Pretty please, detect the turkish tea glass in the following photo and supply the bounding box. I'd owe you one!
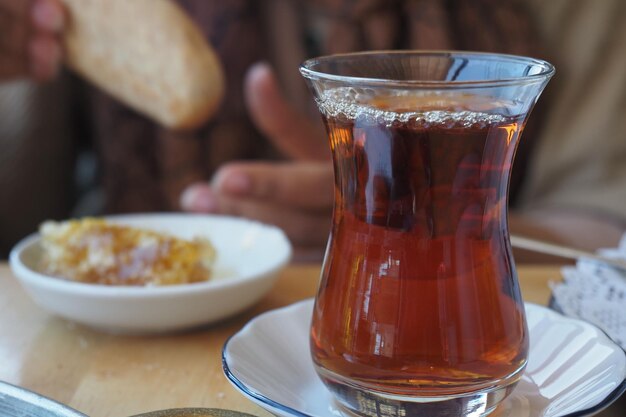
[300,51,554,417]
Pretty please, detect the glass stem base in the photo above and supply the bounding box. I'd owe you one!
[316,367,522,417]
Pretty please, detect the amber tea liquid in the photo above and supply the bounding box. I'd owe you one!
[311,89,528,406]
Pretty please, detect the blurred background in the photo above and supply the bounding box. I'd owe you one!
[0,0,624,261]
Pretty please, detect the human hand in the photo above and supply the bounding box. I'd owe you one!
[0,0,64,82]
[180,62,334,258]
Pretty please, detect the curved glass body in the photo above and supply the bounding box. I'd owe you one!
[301,51,553,417]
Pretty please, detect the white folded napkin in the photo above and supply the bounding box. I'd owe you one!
[550,235,626,350]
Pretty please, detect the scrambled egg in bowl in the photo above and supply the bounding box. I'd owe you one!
[39,218,215,286]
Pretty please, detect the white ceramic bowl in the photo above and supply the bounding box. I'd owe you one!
[9,213,292,333]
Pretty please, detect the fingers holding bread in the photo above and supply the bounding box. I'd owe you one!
[61,0,224,130]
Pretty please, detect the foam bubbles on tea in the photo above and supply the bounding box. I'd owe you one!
[316,87,510,128]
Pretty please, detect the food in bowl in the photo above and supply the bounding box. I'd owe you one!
[39,218,215,286]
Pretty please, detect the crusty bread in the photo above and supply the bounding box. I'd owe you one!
[61,0,224,130]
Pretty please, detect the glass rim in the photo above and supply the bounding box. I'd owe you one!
[300,50,555,89]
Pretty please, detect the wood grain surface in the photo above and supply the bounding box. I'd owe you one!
[0,263,603,417]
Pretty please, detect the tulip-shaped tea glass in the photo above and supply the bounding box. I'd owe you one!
[300,51,553,417]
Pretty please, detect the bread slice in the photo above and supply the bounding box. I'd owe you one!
[62,0,224,129]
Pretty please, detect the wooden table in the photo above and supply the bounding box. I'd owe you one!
[0,264,591,416]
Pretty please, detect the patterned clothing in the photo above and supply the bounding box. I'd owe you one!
[88,0,541,213]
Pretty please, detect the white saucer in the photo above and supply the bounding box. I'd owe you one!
[223,299,626,417]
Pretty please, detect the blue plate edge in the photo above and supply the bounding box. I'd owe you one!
[222,301,626,417]
[222,333,313,417]
[560,378,625,417]
[548,296,626,416]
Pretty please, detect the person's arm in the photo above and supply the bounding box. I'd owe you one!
[0,0,64,82]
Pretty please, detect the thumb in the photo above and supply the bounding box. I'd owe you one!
[244,62,328,161]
